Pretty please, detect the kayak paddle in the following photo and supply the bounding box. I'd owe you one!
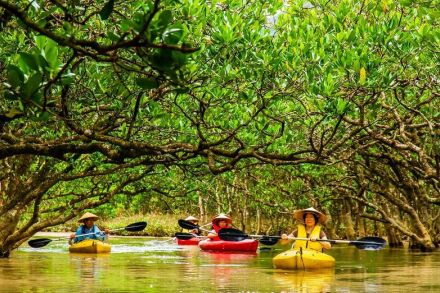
[174,232,207,240]
[178,219,211,233]
[179,221,281,245]
[218,228,387,250]
[28,221,147,248]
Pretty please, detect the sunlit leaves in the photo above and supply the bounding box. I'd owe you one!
[359,67,367,85]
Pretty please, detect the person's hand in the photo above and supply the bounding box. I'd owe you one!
[104,228,110,234]
[69,233,76,239]
[281,233,288,240]
[310,237,317,242]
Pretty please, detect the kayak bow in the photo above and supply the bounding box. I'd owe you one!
[69,239,111,254]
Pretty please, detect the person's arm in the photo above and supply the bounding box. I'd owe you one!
[281,229,297,240]
[69,233,75,245]
[207,229,217,239]
[94,226,108,242]
[191,228,201,235]
[70,227,84,244]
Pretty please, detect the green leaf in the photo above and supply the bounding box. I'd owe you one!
[158,10,172,28]
[136,78,159,90]
[163,27,183,44]
[30,91,42,105]
[35,111,50,121]
[6,65,24,88]
[100,0,115,20]
[34,35,47,51]
[19,53,40,71]
[45,44,59,69]
[36,54,49,70]
[336,99,348,114]
[23,72,42,99]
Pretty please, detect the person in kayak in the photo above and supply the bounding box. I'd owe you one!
[207,213,232,240]
[185,215,202,235]
[69,212,110,244]
[281,207,331,251]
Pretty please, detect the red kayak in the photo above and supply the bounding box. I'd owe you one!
[198,239,259,252]
[177,237,200,245]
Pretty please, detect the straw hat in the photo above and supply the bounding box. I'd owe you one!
[185,216,199,222]
[294,207,328,225]
[78,212,99,223]
[212,213,232,224]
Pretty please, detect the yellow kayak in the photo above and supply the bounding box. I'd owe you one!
[273,249,335,270]
[69,239,111,253]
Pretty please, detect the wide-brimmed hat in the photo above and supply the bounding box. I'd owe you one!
[78,212,99,223]
[294,207,328,224]
[212,213,232,224]
[185,216,199,222]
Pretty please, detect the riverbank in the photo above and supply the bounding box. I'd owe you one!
[41,213,188,237]
[34,231,164,239]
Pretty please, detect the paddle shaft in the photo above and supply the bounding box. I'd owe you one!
[248,234,380,245]
[226,230,383,246]
[29,221,147,248]
[175,232,207,240]
[36,230,106,243]
[286,237,380,246]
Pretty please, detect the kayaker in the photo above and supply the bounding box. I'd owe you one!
[207,213,232,240]
[281,207,331,251]
[185,215,201,235]
[69,212,110,244]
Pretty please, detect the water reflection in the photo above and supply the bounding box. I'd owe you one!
[4,238,440,292]
[198,252,259,292]
[69,253,109,280]
[273,269,335,293]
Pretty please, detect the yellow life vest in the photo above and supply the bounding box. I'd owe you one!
[293,224,323,252]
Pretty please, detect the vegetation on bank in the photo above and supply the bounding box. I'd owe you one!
[43,213,182,237]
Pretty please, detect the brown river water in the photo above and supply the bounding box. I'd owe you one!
[0,237,439,292]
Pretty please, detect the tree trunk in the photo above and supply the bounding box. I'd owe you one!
[386,225,403,248]
[342,200,356,239]
[197,191,205,223]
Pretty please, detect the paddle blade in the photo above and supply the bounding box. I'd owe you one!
[218,228,249,241]
[353,236,386,250]
[125,221,147,232]
[28,238,52,248]
[178,219,198,230]
[259,236,280,246]
[175,232,196,240]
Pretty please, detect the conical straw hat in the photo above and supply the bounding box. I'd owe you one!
[293,207,328,224]
[185,216,199,222]
[212,213,232,224]
[78,212,99,223]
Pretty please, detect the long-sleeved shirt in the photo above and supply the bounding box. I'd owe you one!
[73,225,107,243]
